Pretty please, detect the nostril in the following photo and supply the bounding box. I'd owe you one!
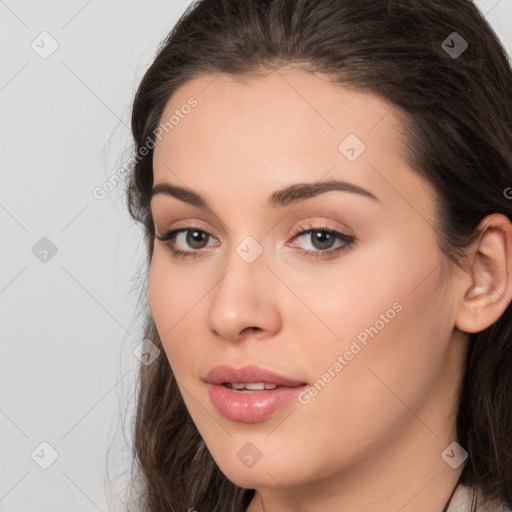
[241,327,262,336]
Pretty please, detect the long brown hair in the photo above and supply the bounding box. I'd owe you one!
[123,1,512,510]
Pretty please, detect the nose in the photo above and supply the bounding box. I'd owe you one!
[206,243,282,342]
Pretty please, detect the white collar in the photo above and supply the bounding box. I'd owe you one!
[447,484,511,512]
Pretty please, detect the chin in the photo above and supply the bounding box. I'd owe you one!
[214,454,309,490]
[225,469,289,489]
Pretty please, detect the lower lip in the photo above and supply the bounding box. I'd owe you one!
[207,383,307,423]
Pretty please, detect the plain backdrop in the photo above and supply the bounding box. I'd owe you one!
[0,1,511,511]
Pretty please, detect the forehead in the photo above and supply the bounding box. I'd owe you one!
[153,67,403,160]
[151,67,434,220]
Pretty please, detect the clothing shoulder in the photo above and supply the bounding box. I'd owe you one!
[448,484,512,512]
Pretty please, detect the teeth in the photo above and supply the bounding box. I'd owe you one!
[229,382,278,390]
[244,383,265,390]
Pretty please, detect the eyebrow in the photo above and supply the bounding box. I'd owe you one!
[151,178,380,211]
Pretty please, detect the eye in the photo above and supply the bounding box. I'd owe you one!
[155,227,218,259]
[288,222,356,259]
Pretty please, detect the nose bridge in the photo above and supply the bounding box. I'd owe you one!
[219,232,268,287]
[206,234,280,340]
[213,233,268,313]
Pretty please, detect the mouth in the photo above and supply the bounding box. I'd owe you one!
[204,365,308,423]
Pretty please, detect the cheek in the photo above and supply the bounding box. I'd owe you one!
[277,233,438,360]
[298,231,445,373]
[148,255,176,335]
[148,249,209,330]
[148,251,231,386]
[303,240,450,417]
[148,254,204,368]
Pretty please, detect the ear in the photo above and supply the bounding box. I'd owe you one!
[456,213,512,334]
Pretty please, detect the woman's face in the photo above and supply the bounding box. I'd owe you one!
[149,68,468,493]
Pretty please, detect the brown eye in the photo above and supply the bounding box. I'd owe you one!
[186,230,210,249]
[155,227,219,259]
[289,225,356,260]
[310,231,337,250]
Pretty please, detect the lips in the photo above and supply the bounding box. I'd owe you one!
[204,364,308,423]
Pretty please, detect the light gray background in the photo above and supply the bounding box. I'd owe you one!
[0,1,511,511]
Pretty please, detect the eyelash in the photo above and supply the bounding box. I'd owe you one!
[155,222,356,261]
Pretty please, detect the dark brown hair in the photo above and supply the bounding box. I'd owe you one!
[123,1,512,510]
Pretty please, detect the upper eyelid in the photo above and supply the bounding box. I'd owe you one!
[156,216,351,235]
[157,224,348,239]
[291,220,351,235]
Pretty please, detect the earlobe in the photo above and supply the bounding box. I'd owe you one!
[455,214,512,334]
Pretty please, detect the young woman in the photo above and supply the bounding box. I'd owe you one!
[123,0,512,510]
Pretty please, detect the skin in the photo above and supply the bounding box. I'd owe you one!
[148,66,512,512]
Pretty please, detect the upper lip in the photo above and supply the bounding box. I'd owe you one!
[204,364,307,387]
